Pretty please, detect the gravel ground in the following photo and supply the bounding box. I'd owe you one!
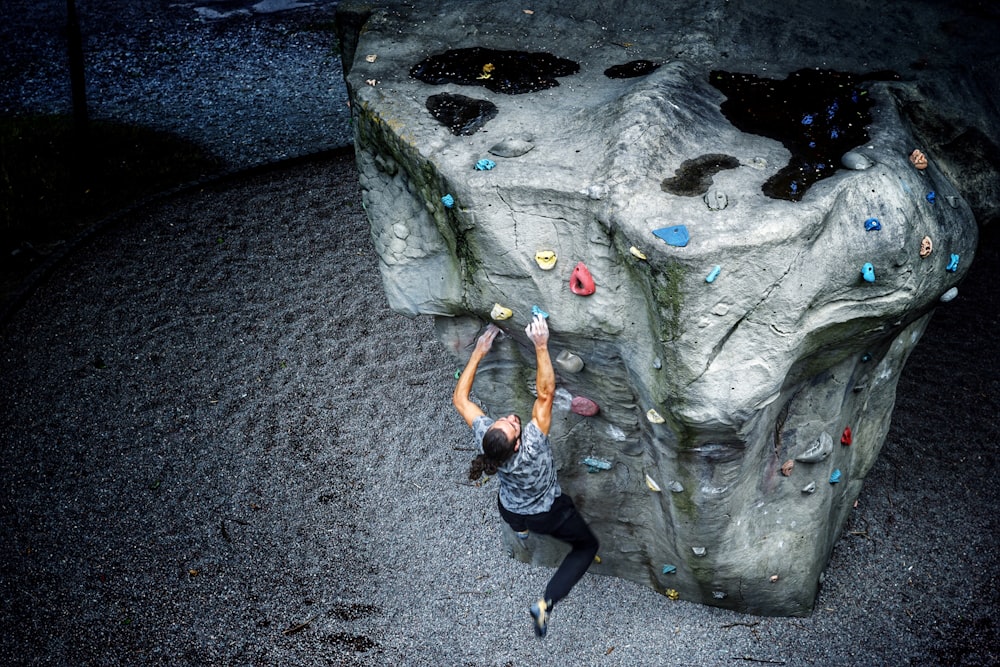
[1,2,998,666]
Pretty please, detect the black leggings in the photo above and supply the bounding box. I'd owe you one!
[497,493,600,608]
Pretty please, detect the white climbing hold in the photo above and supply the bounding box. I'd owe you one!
[645,474,662,492]
[629,246,647,260]
[795,431,833,463]
[940,286,959,303]
[841,150,874,170]
[646,409,665,424]
[692,547,707,557]
[668,481,684,493]
[802,481,817,494]
[555,349,584,373]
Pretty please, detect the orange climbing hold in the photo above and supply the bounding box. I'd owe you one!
[570,261,595,296]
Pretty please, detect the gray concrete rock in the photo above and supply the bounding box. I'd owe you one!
[337,0,992,615]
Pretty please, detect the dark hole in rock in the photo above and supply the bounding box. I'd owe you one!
[411,46,579,94]
[604,60,660,79]
[709,68,900,201]
[426,93,498,135]
[661,153,740,196]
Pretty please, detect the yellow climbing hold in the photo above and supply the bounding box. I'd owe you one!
[666,588,680,600]
[478,63,495,79]
[646,409,665,424]
[644,474,662,492]
[629,246,647,260]
[535,250,558,270]
[593,555,602,564]
[490,303,513,321]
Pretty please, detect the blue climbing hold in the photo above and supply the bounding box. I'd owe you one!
[864,217,881,231]
[830,469,842,484]
[474,158,496,171]
[802,114,814,125]
[706,265,721,283]
[652,225,690,247]
[947,254,960,272]
[790,181,798,193]
[582,457,612,473]
[441,193,455,208]
[662,564,677,575]
[926,191,936,204]
[861,262,876,283]
[531,305,549,319]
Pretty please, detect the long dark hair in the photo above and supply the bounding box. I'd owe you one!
[468,426,517,481]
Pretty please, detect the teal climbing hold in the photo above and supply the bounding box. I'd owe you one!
[474,158,496,171]
[830,469,842,484]
[947,254,960,272]
[706,265,721,283]
[861,262,875,283]
[582,457,612,473]
[861,353,872,362]
[531,305,549,319]
[652,225,690,247]
[441,193,455,208]
[662,564,677,575]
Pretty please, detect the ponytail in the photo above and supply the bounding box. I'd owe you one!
[468,453,500,481]
[468,424,517,481]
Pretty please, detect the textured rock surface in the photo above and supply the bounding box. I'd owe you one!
[337,0,996,615]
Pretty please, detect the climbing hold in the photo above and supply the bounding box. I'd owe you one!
[801,114,814,125]
[474,158,496,171]
[571,396,600,417]
[569,261,596,295]
[704,189,728,210]
[489,136,535,158]
[712,591,727,600]
[909,149,928,170]
[666,588,680,600]
[365,54,377,63]
[861,262,876,283]
[645,474,662,492]
[861,353,872,362]
[534,250,557,270]
[554,349,584,373]
[841,151,874,170]
[947,254,960,272]
[476,62,495,80]
[490,303,513,321]
[692,547,707,557]
[662,564,677,575]
[705,265,722,283]
[646,409,665,424]
[841,426,852,446]
[926,191,936,204]
[629,246,647,260]
[441,193,455,208]
[668,481,684,493]
[829,469,842,484]
[919,236,933,258]
[652,225,690,247]
[802,481,817,494]
[593,555,601,563]
[781,460,795,476]
[582,457,612,473]
[796,431,833,463]
[365,78,378,86]
[864,217,881,231]
[531,305,549,319]
[454,368,461,380]
[946,195,960,208]
[653,357,662,370]
[940,286,959,303]
[770,575,780,583]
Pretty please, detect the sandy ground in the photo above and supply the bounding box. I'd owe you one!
[0,150,996,666]
[1,0,998,665]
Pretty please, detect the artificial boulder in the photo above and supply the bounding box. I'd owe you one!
[336,0,995,616]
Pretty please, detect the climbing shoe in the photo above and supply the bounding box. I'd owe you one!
[529,598,551,638]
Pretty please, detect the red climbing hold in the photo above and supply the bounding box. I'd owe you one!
[570,395,600,417]
[841,426,852,446]
[570,261,595,296]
